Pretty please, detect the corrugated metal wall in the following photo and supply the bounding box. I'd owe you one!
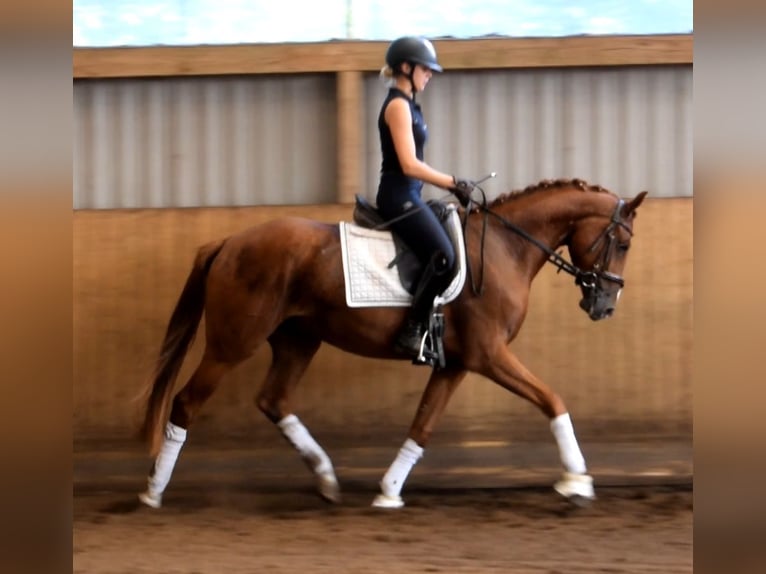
[73,65,692,209]
[364,65,693,202]
[73,75,338,209]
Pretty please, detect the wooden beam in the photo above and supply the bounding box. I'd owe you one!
[336,71,363,203]
[437,34,693,69]
[73,35,692,79]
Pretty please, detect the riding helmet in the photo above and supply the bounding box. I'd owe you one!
[385,36,443,72]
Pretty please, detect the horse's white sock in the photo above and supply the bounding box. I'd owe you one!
[550,413,587,475]
[277,414,333,475]
[380,438,424,498]
[147,422,187,496]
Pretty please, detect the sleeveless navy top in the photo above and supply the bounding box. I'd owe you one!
[378,88,427,191]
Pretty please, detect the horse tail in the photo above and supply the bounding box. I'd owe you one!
[139,238,226,456]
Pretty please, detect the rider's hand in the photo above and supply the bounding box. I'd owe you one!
[449,176,475,207]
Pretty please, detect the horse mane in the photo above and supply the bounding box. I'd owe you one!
[486,178,611,209]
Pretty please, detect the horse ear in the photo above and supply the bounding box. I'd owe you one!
[621,191,648,218]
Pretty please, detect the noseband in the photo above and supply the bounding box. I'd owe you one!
[575,198,633,290]
[461,191,633,297]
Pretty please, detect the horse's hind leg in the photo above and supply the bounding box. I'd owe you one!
[477,345,595,504]
[255,319,340,503]
[138,352,234,508]
[373,365,468,509]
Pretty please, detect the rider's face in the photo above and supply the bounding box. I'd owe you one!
[412,64,433,92]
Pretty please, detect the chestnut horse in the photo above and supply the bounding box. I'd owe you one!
[138,178,647,510]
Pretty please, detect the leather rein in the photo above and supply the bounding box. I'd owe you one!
[459,186,633,296]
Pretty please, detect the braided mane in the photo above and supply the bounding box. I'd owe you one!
[486,178,610,208]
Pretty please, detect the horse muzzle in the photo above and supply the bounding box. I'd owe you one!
[579,295,615,321]
[580,274,624,321]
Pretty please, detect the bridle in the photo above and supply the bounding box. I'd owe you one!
[460,186,634,299]
[576,198,633,290]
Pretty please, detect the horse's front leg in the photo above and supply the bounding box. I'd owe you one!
[476,345,595,504]
[372,365,467,509]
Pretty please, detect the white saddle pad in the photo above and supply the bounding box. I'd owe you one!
[339,206,467,308]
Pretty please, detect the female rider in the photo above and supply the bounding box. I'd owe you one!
[375,36,473,362]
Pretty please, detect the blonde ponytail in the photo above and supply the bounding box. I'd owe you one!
[379,64,395,87]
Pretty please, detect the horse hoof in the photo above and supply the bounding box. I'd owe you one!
[565,494,594,508]
[138,491,162,509]
[318,474,342,504]
[553,472,595,504]
[371,494,404,509]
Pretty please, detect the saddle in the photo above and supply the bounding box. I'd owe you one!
[351,195,460,369]
[352,195,454,294]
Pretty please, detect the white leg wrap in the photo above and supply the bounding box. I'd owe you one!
[550,413,587,475]
[372,438,423,508]
[277,414,334,475]
[138,422,187,508]
[277,414,340,502]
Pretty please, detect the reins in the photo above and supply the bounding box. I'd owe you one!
[458,193,489,296]
[371,179,630,298]
[457,184,628,296]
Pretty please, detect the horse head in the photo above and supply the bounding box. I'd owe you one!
[565,190,648,320]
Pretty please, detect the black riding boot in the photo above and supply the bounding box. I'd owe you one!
[394,253,451,360]
[393,317,428,357]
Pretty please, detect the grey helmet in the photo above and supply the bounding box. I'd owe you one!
[385,36,443,73]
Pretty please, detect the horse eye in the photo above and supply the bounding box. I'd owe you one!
[618,243,630,252]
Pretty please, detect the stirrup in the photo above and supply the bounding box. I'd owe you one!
[412,335,433,366]
[411,308,446,369]
[429,308,446,368]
